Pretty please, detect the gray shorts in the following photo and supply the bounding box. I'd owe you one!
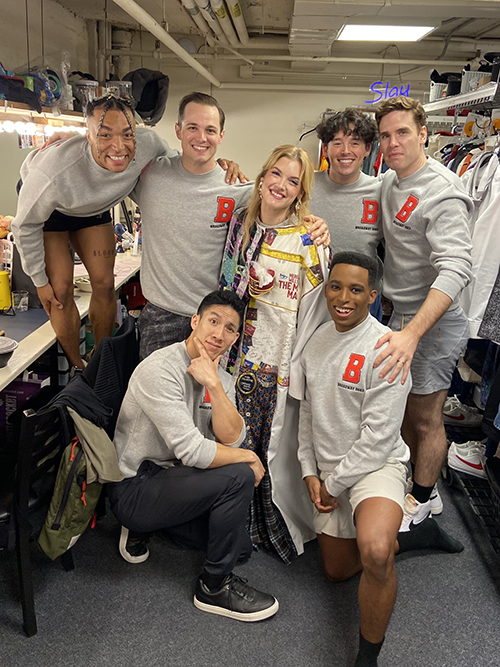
[389,306,468,395]
[314,458,408,539]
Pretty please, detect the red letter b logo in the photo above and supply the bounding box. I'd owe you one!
[342,354,365,384]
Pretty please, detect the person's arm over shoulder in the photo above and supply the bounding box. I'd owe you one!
[136,126,180,160]
[325,342,411,498]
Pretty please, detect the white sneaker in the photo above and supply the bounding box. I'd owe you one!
[406,478,443,515]
[447,440,487,479]
[400,494,432,532]
[443,395,482,427]
[429,484,443,515]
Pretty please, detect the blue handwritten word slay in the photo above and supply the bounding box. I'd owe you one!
[366,82,410,104]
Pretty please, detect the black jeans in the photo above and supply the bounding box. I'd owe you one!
[108,461,254,576]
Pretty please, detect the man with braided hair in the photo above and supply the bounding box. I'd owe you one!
[12,95,177,369]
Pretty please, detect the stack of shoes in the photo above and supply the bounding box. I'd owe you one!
[119,526,150,563]
[443,395,482,427]
[447,440,487,479]
[406,479,443,515]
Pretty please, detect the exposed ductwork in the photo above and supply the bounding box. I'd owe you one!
[110,0,221,87]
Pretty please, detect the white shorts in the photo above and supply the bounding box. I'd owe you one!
[314,458,408,539]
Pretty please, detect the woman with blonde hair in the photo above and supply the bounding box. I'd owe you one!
[220,145,331,563]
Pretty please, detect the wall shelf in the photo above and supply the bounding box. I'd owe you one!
[423,82,500,114]
[0,101,84,124]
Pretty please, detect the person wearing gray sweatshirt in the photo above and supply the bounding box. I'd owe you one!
[373,97,473,531]
[133,91,330,359]
[109,289,279,622]
[12,95,177,370]
[309,109,383,320]
[298,252,409,667]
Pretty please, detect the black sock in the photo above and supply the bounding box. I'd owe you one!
[200,571,227,592]
[354,632,384,667]
[398,518,464,554]
[411,481,433,504]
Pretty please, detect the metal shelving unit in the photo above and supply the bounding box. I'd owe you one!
[423,82,500,114]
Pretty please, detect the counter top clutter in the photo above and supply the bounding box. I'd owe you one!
[0,253,141,392]
[0,336,18,367]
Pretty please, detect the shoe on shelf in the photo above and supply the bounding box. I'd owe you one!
[400,494,432,532]
[443,395,482,426]
[194,573,279,622]
[406,478,443,515]
[447,440,487,479]
[119,526,150,564]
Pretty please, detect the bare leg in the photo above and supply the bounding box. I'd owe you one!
[317,532,361,582]
[43,231,84,368]
[403,389,448,487]
[70,223,116,348]
[355,497,402,643]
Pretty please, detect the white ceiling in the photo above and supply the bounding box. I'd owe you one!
[54,0,500,92]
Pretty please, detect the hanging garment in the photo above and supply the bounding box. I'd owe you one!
[460,150,500,337]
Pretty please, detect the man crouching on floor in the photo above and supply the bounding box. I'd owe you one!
[108,289,278,622]
[298,252,410,666]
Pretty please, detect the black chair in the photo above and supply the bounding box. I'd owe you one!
[83,315,139,438]
[0,401,73,637]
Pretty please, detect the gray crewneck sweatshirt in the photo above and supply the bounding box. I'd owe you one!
[132,155,253,317]
[310,170,383,259]
[381,158,473,314]
[12,127,176,287]
[114,341,246,478]
[298,315,410,498]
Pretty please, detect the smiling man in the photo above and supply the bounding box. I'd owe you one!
[109,289,279,622]
[298,251,410,667]
[310,109,383,319]
[373,96,473,530]
[132,92,255,359]
[133,92,330,359]
[12,95,178,369]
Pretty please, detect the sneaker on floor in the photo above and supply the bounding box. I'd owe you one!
[400,494,432,532]
[406,478,443,515]
[447,440,487,479]
[194,573,279,622]
[443,395,482,426]
[429,483,443,515]
[119,526,150,564]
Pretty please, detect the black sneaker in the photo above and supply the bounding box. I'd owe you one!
[119,526,150,564]
[194,573,279,622]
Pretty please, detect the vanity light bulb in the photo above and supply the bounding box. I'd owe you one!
[14,121,26,134]
[25,122,37,135]
[44,125,56,136]
[3,121,16,133]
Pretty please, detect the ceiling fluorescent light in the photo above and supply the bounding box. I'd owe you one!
[338,25,434,42]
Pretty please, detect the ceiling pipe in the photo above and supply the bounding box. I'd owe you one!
[227,1,249,45]
[148,52,466,67]
[109,0,221,87]
[106,46,255,65]
[180,0,211,36]
[210,0,240,47]
[219,82,428,94]
[194,0,230,45]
